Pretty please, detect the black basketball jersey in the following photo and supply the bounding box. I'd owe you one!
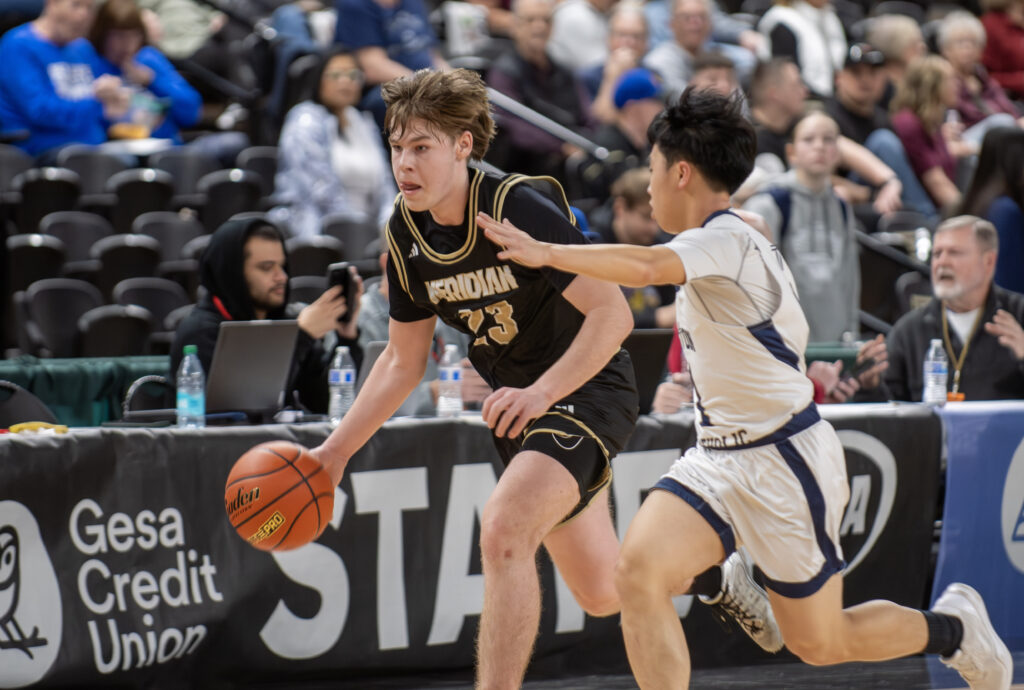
[385,169,594,390]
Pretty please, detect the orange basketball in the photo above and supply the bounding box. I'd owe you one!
[224,441,334,551]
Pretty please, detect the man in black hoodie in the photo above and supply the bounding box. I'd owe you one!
[170,217,362,414]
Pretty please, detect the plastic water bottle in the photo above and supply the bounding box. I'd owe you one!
[436,344,463,418]
[328,345,356,426]
[922,339,948,405]
[176,344,205,428]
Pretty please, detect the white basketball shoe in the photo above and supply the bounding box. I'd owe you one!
[932,582,1012,690]
[699,552,784,653]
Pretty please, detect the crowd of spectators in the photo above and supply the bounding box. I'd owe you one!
[2,0,1024,408]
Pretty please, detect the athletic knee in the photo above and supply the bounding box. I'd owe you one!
[478,510,538,565]
[785,633,850,666]
[614,545,664,601]
[572,583,620,618]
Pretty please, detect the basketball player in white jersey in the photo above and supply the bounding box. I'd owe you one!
[479,87,1012,689]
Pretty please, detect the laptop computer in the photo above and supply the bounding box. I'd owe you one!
[205,320,300,420]
[621,328,676,415]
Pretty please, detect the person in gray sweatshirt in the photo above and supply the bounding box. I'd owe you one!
[743,110,860,343]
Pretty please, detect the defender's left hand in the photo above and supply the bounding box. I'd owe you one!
[481,385,552,438]
[984,309,1024,360]
[477,212,550,268]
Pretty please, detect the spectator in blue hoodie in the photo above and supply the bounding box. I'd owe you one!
[88,0,199,143]
[88,0,247,166]
[0,0,131,160]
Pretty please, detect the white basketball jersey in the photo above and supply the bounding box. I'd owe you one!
[666,210,814,448]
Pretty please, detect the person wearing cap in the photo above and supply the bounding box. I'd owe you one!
[826,42,939,222]
[578,67,665,200]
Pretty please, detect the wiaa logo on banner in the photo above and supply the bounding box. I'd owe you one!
[1001,437,1024,574]
[0,501,62,689]
[835,431,897,573]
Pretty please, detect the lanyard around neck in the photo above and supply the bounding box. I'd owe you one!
[940,304,984,395]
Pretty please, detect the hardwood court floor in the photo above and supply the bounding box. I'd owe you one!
[319,651,1024,689]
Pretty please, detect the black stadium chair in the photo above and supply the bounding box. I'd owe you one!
[12,167,81,234]
[0,144,32,221]
[77,304,154,357]
[236,145,278,202]
[132,211,205,262]
[90,233,163,299]
[113,275,190,322]
[149,148,221,209]
[289,275,328,304]
[0,381,58,427]
[106,168,175,234]
[23,278,103,357]
[38,210,113,278]
[6,234,66,292]
[0,143,32,194]
[197,169,263,232]
[321,214,381,259]
[55,144,129,210]
[285,235,346,277]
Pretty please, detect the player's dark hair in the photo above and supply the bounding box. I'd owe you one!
[382,68,496,161]
[647,87,755,194]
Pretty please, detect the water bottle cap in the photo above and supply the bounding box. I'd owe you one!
[930,339,942,346]
[183,344,197,355]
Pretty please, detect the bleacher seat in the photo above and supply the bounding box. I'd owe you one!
[77,304,154,357]
[6,234,65,292]
[197,169,263,232]
[13,167,81,234]
[38,210,113,279]
[22,278,103,357]
[285,235,345,277]
[106,168,175,234]
[90,233,162,299]
[149,148,221,210]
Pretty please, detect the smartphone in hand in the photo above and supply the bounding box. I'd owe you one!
[326,262,357,324]
[842,357,875,384]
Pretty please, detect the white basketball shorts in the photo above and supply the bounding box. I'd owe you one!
[655,416,850,598]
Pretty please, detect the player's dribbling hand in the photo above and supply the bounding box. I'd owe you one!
[477,212,550,268]
[307,444,347,487]
[482,386,551,438]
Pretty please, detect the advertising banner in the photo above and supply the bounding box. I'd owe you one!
[933,402,1024,651]
[0,405,942,687]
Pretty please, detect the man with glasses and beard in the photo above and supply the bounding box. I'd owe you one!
[859,215,1024,402]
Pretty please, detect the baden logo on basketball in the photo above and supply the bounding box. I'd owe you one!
[1000,437,1024,574]
[0,501,62,689]
[225,486,261,519]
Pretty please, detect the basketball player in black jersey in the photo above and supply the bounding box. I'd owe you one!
[311,69,776,688]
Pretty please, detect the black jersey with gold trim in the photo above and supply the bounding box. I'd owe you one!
[385,169,597,390]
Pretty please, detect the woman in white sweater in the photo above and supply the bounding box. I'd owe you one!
[270,48,396,238]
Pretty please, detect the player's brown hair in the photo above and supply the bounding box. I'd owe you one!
[382,69,496,161]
